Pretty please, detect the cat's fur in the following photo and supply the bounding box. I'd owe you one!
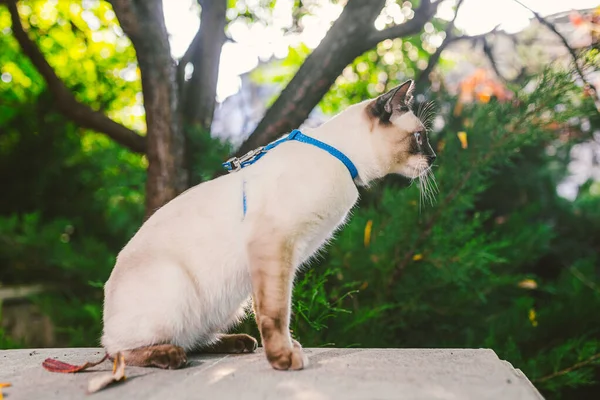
[101,80,436,370]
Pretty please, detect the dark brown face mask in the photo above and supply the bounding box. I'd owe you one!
[412,131,437,165]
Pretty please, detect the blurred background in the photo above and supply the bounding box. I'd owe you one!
[0,0,599,397]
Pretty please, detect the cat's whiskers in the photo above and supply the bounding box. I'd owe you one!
[418,170,425,213]
[416,162,438,208]
[425,171,437,205]
[427,168,440,196]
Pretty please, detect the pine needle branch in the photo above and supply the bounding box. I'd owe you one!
[387,90,559,290]
[534,353,600,384]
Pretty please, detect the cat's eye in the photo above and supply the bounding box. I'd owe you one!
[414,132,423,145]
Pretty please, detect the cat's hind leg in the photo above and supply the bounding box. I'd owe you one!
[119,344,188,369]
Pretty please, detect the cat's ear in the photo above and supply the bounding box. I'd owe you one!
[370,80,415,123]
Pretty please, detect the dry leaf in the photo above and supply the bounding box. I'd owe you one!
[363,220,373,247]
[528,308,539,327]
[42,354,109,373]
[87,353,127,394]
[518,279,538,290]
[0,383,11,400]
[457,132,468,149]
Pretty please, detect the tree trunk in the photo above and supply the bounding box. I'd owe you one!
[182,0,227,129]
[8,0,437,218]
[110,0,187,217]
[180,0,227,187]
[236,0,438,158]
[235,0,386,157]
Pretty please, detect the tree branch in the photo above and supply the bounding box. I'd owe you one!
[181,0,227,129]
[481,36,526,83]
[367,0,439,46]
[481,37,506,81]
[416,14,528,89]
[533,352,600,384]
[415,0,465,89]
[5,0,146,153]
[176,27,201,96]
[234,0,439,159]
[512,0,593,92]
[233,0,386,157]
[110,0,187,214]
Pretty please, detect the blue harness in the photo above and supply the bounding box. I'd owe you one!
[222,129,358,217]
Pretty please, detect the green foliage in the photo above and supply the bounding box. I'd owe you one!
[321,37,427,115]
[290,266,357,346]
[288,69,600,398]
[0,1,144,130]
[185,125,233,185]
[0,307,21,349]
[1,1,599,399]
[0,0,145,347]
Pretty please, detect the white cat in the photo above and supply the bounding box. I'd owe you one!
[101,80,435,370]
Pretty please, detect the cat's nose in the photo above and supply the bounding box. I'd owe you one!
[427,153,437,163]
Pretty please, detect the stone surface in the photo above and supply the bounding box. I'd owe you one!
[0,348,543,400]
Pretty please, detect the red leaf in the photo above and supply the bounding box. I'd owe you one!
[42,354,109,373]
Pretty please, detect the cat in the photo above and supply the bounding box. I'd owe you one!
[101,79,436,370]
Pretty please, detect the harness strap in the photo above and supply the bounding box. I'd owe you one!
[222,129,358,218]
[223,129,358,179]
[242,179,247,216]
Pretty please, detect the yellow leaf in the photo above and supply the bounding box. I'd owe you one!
[364,220,373,247]
[518,279,538,290]
[528,308,538,327]
[477,92,491,103]
[457,131,468,149]
[412,254,423,261]
[0,383,10,400]
[360,281,369,290]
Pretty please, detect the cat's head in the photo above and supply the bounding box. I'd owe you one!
[365,80,436,179]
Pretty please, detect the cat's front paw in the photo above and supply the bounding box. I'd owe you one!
[266,339,309,371]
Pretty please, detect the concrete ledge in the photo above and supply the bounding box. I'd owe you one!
[0,348,544,399]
